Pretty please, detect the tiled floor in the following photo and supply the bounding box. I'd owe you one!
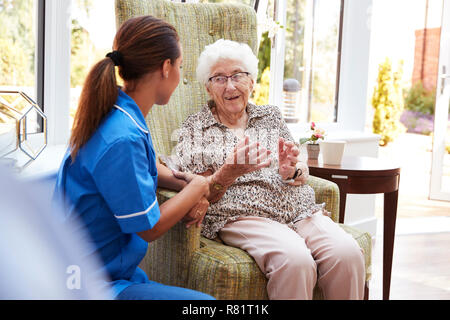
[369,132,450,299]
[369,223,450,300]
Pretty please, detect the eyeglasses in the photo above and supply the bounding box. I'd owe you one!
[208,72,250,86]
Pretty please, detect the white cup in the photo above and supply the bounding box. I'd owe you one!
[319,140,346,165]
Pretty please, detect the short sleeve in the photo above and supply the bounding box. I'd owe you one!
[92,137,160,234]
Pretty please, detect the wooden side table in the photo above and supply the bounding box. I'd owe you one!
[307,156,400,300]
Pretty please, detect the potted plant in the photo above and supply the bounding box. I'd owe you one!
[299,122,325,160]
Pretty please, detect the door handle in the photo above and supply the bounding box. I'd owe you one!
[440,66,450,93]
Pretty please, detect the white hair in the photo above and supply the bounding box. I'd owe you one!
[196,39,259,85]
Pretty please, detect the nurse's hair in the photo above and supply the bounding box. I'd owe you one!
[69,15,180,160]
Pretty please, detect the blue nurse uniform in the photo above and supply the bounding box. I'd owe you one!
[53,89,213,300]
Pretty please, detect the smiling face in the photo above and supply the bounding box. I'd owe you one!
[206,59,254,116]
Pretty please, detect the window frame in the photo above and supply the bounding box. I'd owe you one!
[40,0,71,146]
[36,0,45,131]
[268,0,373,133]
[268,0,344,124]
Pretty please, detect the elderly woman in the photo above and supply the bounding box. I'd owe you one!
[172,39,365,300]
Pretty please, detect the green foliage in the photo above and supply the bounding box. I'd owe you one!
[0,38,33,86]
[70,0,106,88]
[252,67,270,105]
[372,58,407,146]
[0,0,103,89]
[283,0,305,81]
[70,19,104,88]
[257,32,271,83]
[0,0,35,86]
[403,81,436,115]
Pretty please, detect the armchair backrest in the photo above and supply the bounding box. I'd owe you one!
[115,0,258,157]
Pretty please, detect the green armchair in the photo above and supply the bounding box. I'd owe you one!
[115,0,371,300]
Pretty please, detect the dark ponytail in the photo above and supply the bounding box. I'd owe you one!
[69,15,180,160]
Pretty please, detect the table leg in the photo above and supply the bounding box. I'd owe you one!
[338,187,347,224]
[383,190,398,300]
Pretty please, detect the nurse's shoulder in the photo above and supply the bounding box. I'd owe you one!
[80,106,148,170]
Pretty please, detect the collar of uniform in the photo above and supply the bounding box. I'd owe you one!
[200,102,271,129]
[114,89,150,134]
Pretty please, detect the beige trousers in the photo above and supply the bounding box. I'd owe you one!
[218,212,365,300]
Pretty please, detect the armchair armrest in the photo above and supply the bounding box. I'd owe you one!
[306,175,340,223]
[139,187,201,287]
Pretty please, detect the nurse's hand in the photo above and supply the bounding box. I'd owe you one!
[172,170,211,198]
[182,196,209,228]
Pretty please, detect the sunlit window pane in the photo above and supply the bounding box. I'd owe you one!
[282,0,342,123]
[69,0,116,128]
[0,0,39,161]
[308,0,341,123]
[0,0,36,100]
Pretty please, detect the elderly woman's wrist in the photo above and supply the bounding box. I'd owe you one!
[279,167,296,180]
[295,162,309,180]
[280,162,306,182]
[214,166,236,187]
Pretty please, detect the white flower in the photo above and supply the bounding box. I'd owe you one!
[257,16,281,40]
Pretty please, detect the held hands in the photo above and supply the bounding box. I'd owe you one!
[171,171,211,228]
[182,196,209,228]
[172,170,210,198]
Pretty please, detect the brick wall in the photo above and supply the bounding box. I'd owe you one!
[412,27,441,92]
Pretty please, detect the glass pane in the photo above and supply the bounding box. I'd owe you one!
[0,0,37,101]
[0,0,39,165]
[70,0,116,128]
[284,0,306,82]
[282,0,307,122]
[308,0,341,123]
[282,0,341,124]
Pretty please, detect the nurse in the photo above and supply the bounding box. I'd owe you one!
[53,15,214,300]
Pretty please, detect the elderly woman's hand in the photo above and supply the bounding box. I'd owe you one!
[222,135,272,182]
[182,196,209,228]
[278,137,300,180]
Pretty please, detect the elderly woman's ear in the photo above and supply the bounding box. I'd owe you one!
[247,77,254,92]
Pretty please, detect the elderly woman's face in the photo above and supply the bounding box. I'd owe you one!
[206,59,254,115]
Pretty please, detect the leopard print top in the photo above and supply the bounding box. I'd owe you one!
[173,103,325,239]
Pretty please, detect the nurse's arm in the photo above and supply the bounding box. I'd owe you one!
[136,175,209,242]
[156,162,187,191]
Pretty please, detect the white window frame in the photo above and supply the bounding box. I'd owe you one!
[42,0,71,146]
[268,0,373,133]
[429,0,450,201]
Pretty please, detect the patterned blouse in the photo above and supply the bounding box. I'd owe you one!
[174,102,325,239]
